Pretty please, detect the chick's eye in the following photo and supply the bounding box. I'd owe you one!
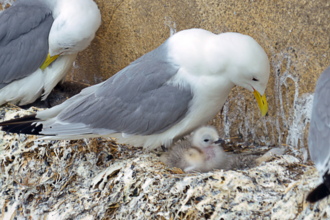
[64,47,69,50]
[252,77,259,82]
[204,139,209,142]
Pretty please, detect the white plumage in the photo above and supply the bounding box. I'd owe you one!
[1,29,270,151]
[0,0,101,105]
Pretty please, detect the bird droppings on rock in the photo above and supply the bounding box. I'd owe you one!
[0,105,327,219]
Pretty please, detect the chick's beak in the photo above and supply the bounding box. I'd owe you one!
[253,88,268,117]
[214,139,225,144]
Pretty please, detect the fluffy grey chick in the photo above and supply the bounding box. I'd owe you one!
[190,126,229,171]
[161,126,285,172]
[160,126,228,172]
[192,126,285,170]
[160,144,206,173]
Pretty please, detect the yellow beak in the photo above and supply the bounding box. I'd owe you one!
[253,89,268,116]
[40,53,60,70]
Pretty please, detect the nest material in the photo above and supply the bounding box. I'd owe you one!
[0,105,327,220]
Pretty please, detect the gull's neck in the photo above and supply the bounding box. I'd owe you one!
[43,0,57,10]
[43,0,63,18]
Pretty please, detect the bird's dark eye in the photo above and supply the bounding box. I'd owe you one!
[64,47,69,50]
[204,139,209,142]
[252,77,259,81]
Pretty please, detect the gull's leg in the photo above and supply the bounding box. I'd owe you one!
[43,97,51,108]
[161,145,167,152]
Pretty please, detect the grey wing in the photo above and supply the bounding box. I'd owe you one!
[55,42,193,136]
[0,0,53,89]
[308,66,330,172]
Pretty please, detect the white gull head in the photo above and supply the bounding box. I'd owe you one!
[167,29,270,117]
[47,0,102,56]
[168,29,270,95]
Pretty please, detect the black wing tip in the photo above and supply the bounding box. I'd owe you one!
[307,183,330,203]
[0,114,37,125]
[0,114,43,135]
[1,123,43,135]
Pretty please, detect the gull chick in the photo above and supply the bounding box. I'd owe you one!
[160,126,227,172]
[190,126,229,171]
[160,145,206,173]
[161,126,285,173]
[192,126,285,171]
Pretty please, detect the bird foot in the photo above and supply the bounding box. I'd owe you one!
[161,145,167,152]
[43,97,52,108]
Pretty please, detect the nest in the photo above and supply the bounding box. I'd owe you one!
[0,105,327,220]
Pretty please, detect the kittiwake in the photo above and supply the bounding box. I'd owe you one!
[0,28,270,151]
[307,66,330,203]
[0,0,101,105]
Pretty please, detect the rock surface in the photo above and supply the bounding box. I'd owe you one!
[1,1,330,218]
[0,105,327,220]
[69,0,330,150]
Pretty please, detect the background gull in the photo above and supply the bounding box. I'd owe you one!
[0,0,101,106]
[307,66,330,203]
[0,28,270,150]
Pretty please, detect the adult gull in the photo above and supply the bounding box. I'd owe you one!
[307,66,330,203]
[0,0,101,105]
[0,28,270,150]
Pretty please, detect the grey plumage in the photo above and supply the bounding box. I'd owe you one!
[46,41,193,136]
[161,126,285,173]
[307,66,330,202]
[160,142,205,173]
[0,28,270,149]
[308,66,330,171]
[159,126,226,172]
[0,0,53,89]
